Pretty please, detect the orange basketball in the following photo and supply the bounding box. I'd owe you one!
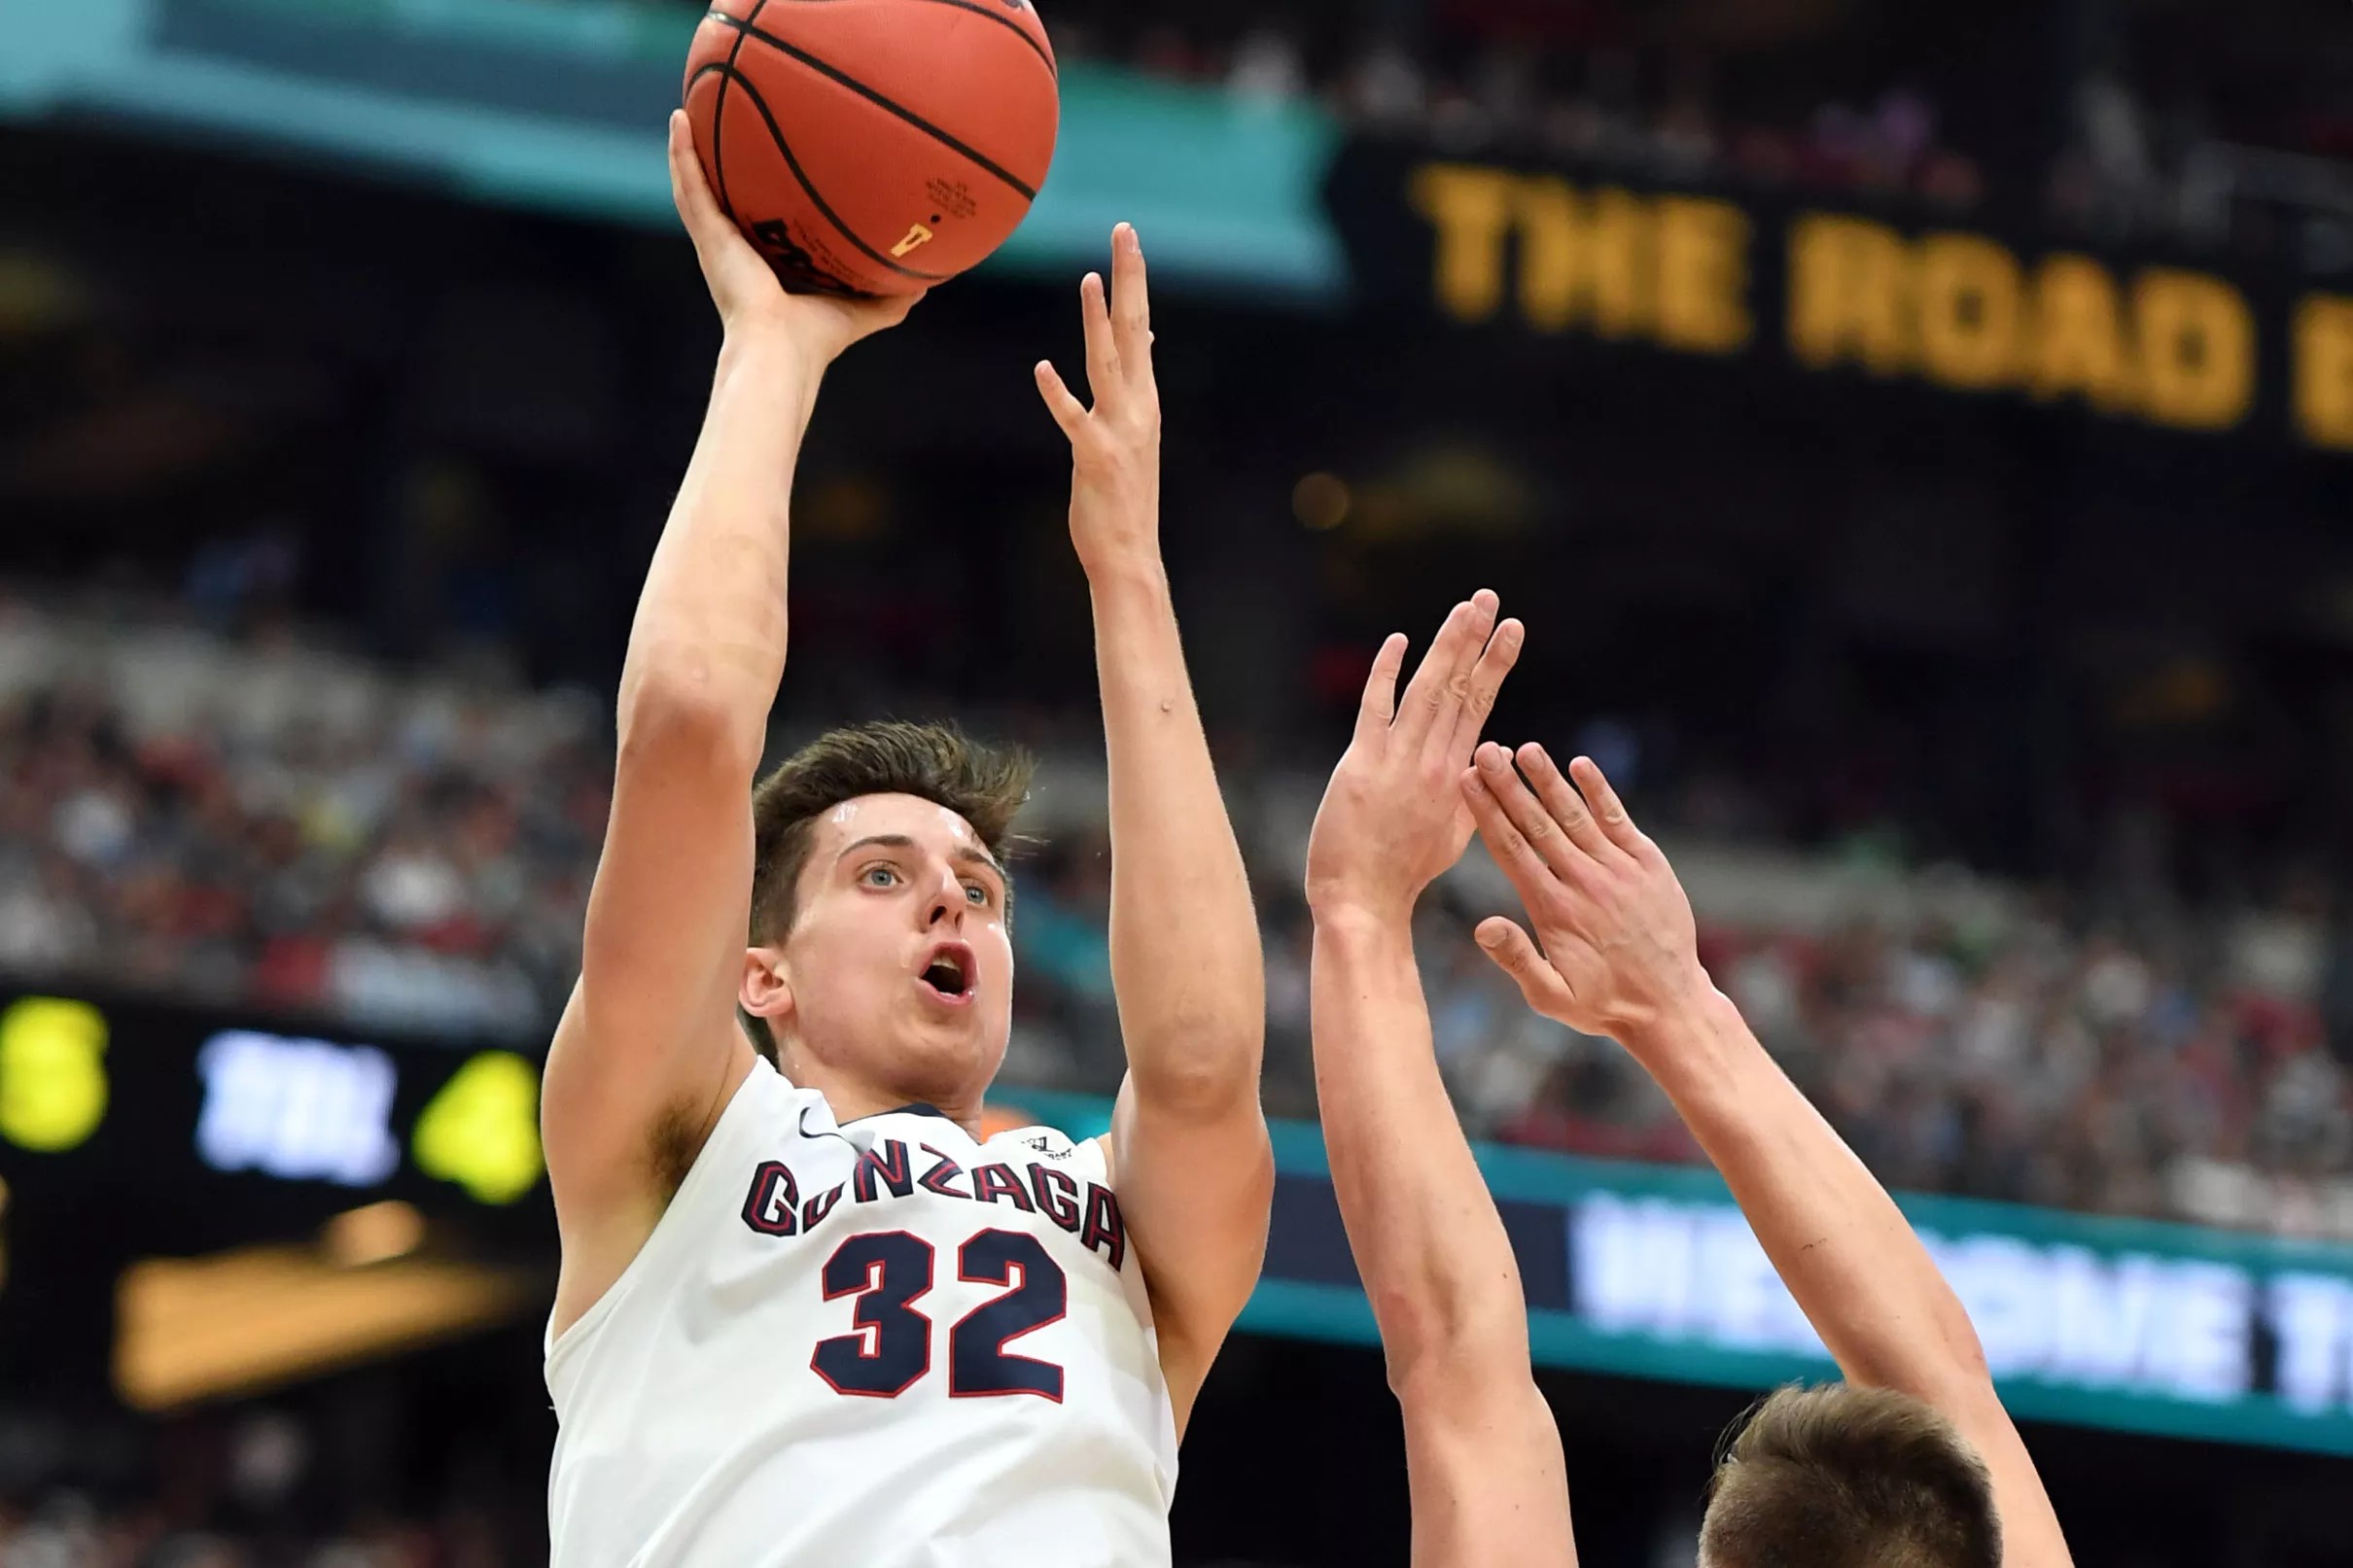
[682,0,1059,297]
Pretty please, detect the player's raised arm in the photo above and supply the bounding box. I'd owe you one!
[1302,598,1571,1568]
[544,116,920,1263]
[1034,226,1272,1427]
[1462,747,2073,1568]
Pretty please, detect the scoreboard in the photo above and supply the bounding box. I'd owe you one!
[0,988,554,1261]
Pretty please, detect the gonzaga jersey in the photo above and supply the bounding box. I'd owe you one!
[545,1058,1177,1568]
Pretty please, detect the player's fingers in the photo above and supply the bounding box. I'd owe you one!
[1475,918,1579,1021]
[1110,224,1152,373]
[1034,361,1088,437]
[1078,270,1121,406]
[1446,615,1523,764]
[1514,744,1620,863]
[669,111,735,239]
[1569,755,1648,855]
[1352,633,1409,745]
[1473,741,1589,878]
[1461,766,1562,907]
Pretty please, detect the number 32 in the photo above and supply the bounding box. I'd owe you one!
[812,1229,1066,1401]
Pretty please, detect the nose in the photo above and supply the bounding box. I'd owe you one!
[922,863,966,930]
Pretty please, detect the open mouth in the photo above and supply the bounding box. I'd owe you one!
[918,943,975,1003]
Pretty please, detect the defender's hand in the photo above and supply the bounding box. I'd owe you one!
[1036,225,1161,577]
[668,112,920,361]
[1461,746,1711,1041]
[1304,593,1523,923]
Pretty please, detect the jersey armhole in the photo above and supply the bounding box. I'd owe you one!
[544,1059,779,1379]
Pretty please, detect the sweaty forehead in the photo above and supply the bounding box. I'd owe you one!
[811,793,983,859]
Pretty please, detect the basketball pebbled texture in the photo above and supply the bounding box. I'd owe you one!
[684,0,1059,296]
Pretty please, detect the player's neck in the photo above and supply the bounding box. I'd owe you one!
[782,1054,982,1136]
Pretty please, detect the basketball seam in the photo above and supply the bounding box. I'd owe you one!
[767,0,1056,79]
[687,59,955,285]
[701,7,1046,202]
[709,0,772,225]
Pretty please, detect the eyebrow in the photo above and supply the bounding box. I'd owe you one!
[836,833,1006,882]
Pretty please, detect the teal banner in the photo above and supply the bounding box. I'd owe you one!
[1005,1090,2353,1456]
[0,0,1344,292]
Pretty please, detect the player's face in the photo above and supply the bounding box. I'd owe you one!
[760,793,1015,1102]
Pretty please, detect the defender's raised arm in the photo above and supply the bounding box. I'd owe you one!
[1464,746,2072,1568]
[1302,596,1572,1568]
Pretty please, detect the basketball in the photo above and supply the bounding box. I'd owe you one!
[682,0,1060,297]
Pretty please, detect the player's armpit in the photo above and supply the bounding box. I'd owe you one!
[544,696,761,1223]
[1393,1370,1576,1568]
[1103,1073,1275,1433]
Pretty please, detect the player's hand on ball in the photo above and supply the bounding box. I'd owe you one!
[668,112,919,361]
[1036,225,1162,577]
[1304,593,1522,923]
[1460,747,1712,1042]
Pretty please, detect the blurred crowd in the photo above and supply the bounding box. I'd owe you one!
[1044,1,1991,212]
[1037,0,2351,255]
[4,590,2349,1239]
[0,1495,501,1568]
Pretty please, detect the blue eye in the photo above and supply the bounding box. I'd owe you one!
[964,882,988,905]
[861,865,901,889]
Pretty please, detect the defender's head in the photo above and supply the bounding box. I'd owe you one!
[739,721,1033,1112]
[1698,1385,2001,1568]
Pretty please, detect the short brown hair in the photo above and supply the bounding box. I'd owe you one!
[742,720,1034,1062]
[1699,1384,2000,1568]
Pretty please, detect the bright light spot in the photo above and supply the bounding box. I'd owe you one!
[1293,472,1352,531]
[322,1201,425,1268]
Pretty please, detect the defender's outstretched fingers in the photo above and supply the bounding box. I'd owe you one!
[1515,744,1617,862]
[1078,271,1121,406]
[1035,361,1088,437]
[1354,633,1409,743]
[1569,755,1646,854]
[1475,917,1578,1017]
[1389,600,1474,749]
[1461,765,1560,903]
[1110,224,1152,373]
[1473,743,1588,878]
[1418,591,1500,766]
[1448,615,1524,763]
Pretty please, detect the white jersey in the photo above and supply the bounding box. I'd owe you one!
[545,1059,1177,1568]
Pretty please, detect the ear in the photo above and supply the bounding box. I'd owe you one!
[740,946,796,1032]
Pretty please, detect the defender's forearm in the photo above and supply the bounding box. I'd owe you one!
[1311,909,1532,1382]
[1629,989,1991,1396]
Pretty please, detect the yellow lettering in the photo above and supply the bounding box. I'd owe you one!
[2293,294,2353,450]
[1411,163,1520,324]
[2131,270,2254,431]
[2028,255,2133,409]
[1514,181,1652,336]
[890,223,934,259]
[1581,189,1653,339]
[1914,234,2022,390]
[1787,215,1910,375]
[0,996,108,1154]
[1513,178,1583,333]
[1654,197,1752,354]
[412,1052,544,1205]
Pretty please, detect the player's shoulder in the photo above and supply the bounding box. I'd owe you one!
[979,1120,1103,1174]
